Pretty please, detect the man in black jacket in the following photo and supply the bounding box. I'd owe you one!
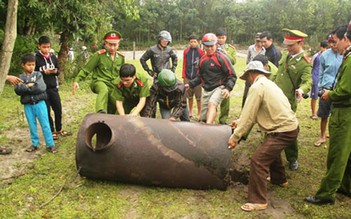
[259,31,282,67]
[140,30,178,80]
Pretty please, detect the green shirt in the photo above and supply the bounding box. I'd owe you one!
[274,51,312,111]
[329,51,351,106]
[113,72,150,105]
[219,44,237,65]
[268,61,278,81]
[74,49,125,84]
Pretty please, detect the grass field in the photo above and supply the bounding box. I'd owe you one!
[0,57,350,218]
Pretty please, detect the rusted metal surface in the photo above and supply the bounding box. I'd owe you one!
[76,113,232,190]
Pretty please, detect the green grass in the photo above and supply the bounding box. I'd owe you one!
[0,57,350,218]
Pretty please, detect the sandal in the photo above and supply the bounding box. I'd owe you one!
[0,147,12,155]
[241,203,268,212]
[26,146,38,152]
[314,140,326,147]
[52,132,59,140]
[47,146,58,154]
[279,181,289,187]
[57,130,72,137]
[310,115,318,120]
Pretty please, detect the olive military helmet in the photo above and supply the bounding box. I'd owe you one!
[158,30,172,43]
[202,33,217,46]
[158,69,177,92]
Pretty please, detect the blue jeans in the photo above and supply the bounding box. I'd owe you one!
[24,101,55,147]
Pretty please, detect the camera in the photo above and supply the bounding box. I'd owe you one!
[318,89,325,97]
[303,93,309,99]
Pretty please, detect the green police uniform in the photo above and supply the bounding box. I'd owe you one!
[274,29,312,165]
[268,61,278,81]
[219,43,236,124]
[74,31,124,114]
[275,52,312,111]
[221,44,237,65]
[113,72,150,114]
[314,48,351,201]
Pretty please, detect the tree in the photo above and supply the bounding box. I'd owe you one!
[0,0,18,94]
[14,0,139,83]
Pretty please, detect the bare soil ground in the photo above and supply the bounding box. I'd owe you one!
[0,94,90,184]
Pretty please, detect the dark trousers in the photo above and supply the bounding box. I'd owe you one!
[248,128,299,204]
[45,88,62,132]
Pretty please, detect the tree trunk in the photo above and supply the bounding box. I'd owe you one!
[0,0,18,94]
[58,31,69,84]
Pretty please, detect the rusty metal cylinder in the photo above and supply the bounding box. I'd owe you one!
[76,113,232,190]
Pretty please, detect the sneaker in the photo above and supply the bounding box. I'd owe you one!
[289,161,299,171]
[47,146,58,154]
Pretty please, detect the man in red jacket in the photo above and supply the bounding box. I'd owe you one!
[182,34,204,119]
[185,33,237,124]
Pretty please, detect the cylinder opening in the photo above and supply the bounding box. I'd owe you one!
[85,122,113,151]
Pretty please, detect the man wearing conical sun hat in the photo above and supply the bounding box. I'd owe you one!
[274,28,312,171]
[228,61,299,212]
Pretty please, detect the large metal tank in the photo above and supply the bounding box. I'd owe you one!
[76,113,232,190]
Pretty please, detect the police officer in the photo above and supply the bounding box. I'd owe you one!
[113,63,150,116]
[72,31,125,114]
[305,24,351,205]
[216,28,237,124]
[274,28,312,170]
[140,30,178,79]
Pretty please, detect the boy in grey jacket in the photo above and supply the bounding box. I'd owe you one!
[15,53,57,153]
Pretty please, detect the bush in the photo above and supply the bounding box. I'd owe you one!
[8,36,37,76]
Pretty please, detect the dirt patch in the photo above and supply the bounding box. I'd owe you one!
[0,93,92,185]
[266,193,295,218]
[0,127,38,183]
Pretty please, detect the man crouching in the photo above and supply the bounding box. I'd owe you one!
[227,61,299,212]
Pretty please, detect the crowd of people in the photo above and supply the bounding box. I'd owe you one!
[1,23,351,213]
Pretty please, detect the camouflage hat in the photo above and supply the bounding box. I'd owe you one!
[282,28,308,45]
[104,31,122,43]
[158,69,177,92]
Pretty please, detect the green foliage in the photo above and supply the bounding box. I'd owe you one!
[9,36,37,76]
[106,0,351,48]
